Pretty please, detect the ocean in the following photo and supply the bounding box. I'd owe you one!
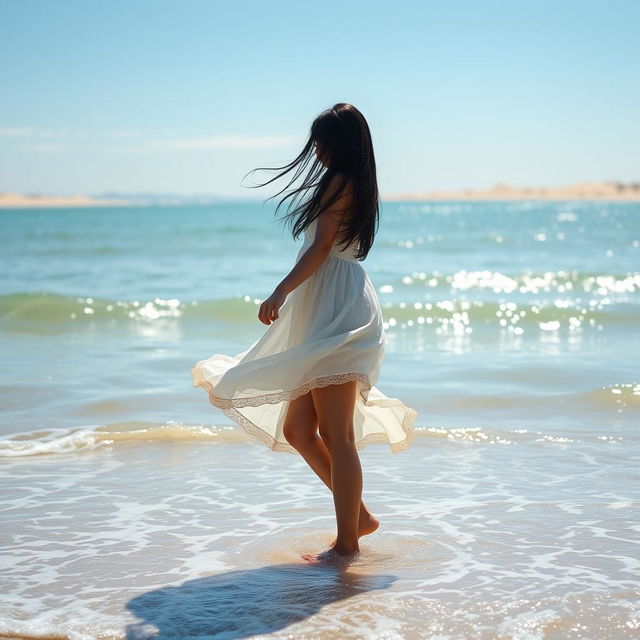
[1,200,638,639]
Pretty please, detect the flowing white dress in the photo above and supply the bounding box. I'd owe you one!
[191,216,417,454]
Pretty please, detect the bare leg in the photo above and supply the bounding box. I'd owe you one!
[302,380,362,561]
[283,391,379,540]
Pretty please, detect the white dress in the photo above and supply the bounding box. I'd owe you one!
[191,216,417,454]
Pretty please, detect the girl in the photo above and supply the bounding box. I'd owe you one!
[192,103,417,566]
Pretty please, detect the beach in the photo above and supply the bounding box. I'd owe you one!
[1,200,639,639]
[0,192,130,208]
[2,181,640,210]
[385,181,640,202]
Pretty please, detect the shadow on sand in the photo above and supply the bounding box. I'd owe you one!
[125,562,396,639]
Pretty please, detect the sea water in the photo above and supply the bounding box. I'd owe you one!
[0,200,638,639]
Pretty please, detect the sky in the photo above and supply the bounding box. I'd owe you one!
[0,0,638,198]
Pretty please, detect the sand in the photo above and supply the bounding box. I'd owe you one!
[0,192,130,208]
[383,181,640,201]
[2,181,640,208]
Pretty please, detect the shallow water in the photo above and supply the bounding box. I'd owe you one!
[1,200,639,638]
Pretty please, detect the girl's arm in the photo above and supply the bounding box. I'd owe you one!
[258,176,351,325]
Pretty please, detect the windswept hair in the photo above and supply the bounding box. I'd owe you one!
[242,103,380,261]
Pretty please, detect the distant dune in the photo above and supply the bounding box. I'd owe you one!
[0,192,232,208]
[383,181,640,201]
[2,181,640,208]
[0,192,130,208]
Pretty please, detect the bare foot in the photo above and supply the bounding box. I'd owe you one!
[330,512,379,547]
[302,546,360,565]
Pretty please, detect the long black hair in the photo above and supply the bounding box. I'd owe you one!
[242,103,380,261]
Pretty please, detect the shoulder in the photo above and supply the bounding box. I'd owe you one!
[320,173,354,211]
[326,172,353,197]
[314,174,353,248]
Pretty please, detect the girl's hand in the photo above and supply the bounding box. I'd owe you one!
[258,287,287,325]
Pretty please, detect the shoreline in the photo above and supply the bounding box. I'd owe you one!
[0,193,131,209]
[3,197,640,209]
[384,181,640,202]
[1,182,640,208]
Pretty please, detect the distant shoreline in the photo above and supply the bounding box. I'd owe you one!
[1,181,639,208]
[383,181,640,202]
[0,193,131,208]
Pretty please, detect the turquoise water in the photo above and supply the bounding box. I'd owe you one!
[1,201,639,639]
[0,201,638,435]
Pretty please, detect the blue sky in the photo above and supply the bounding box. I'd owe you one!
[1,0,638,198]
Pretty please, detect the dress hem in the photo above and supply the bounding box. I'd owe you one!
[191,365,417,455]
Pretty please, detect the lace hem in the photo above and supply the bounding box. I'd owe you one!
[191,366,417,455]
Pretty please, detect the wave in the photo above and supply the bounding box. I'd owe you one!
[572,382,640,410]
[0,422,242,457]
[0,290,638,333]
[0,292,257,325]
[384,269,640,296]
[0,408,632,457]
